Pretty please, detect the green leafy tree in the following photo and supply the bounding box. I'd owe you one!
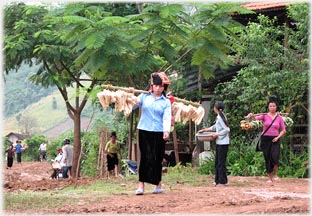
[4,2,251,177]
[23,135,47,161]
[4,3,153,177]
[214,3,308,138]
[205,3,309,177]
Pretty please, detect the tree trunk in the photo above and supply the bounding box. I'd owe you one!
[72,113,82,178]
[189,121,194,150]
[97,129,108,178]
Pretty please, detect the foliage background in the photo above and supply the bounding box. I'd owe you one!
[2,3,309,178]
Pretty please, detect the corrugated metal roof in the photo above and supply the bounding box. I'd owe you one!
[241,2,289,12]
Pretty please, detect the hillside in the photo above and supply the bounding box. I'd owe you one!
[4,88,94,139]
[3,63,56,117]
[2,61,102,139]
[43,117,92,139]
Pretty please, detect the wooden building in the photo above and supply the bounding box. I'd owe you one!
[5,132,31,145]
[182,1,307,164]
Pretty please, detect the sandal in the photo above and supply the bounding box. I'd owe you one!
[152,188,163,194]
[273,177,280,182]
[135,188,144,195]
[266,180,273,183]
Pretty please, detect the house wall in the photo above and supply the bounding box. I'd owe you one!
[7,134,19,145]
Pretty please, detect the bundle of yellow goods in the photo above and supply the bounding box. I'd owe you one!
[22,144,28,152]
[240,120,253,130]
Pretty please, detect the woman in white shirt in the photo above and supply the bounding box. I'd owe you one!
[198,101,230,186]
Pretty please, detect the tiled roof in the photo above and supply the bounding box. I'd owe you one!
[6,132,32,140]
[241,2,290,12]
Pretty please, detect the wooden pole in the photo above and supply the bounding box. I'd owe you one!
[172,129,179,164]
[128,112,133,160]
[101,84,201,107]
[97,130,105,177]
[189,121,194,149]
[244,112,289,118]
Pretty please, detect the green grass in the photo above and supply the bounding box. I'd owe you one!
[4,180,133,212]
[5,191,69,211]
[163,163,214,186]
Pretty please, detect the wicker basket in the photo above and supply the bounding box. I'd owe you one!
[196,132,215,141]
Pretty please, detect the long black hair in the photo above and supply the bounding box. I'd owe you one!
[214,101,230,127]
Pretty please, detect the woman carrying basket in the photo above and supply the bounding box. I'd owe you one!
[198,101,230,187]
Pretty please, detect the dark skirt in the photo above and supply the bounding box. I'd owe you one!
[138,130,165,185]
[107,153,118,171]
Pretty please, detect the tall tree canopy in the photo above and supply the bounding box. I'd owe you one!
[4,2,250,178]
[213,3,309,141]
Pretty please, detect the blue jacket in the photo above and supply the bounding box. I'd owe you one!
[15,144,23,153]
[134,93,171,133]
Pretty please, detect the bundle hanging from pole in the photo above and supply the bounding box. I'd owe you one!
[101,84,201,107]
[98,84,205,125]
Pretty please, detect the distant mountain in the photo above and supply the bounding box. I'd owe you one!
[3,63,56,117]
[3,67,96,139]
[43,117,92,139]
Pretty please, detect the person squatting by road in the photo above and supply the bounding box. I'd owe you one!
[133,71,172,195]
[247,96,286,183]
[61,138,73,179]
[50,148,63,179]
[198,101,230,187]
[104,131,122,178]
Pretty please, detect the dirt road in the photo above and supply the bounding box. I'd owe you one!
[3,161,310,214]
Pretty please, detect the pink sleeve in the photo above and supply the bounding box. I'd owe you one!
[255,114,264,121]
[278,116,286,132]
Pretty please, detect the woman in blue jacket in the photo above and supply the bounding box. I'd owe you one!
[133,72,171,195]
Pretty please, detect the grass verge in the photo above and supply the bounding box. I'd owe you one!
[4,166,212,212]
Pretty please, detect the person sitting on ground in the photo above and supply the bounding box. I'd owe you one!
[50,149,63,179]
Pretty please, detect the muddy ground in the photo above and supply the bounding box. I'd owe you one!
[2,161,310,215]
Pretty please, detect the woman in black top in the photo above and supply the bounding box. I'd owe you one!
[5,145,15,169]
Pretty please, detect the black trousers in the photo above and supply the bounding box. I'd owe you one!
[215,144,229,184]
[261,136,280,174]
[138,130,165,185]
[51,169,60,179]
[16,153,22,163]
